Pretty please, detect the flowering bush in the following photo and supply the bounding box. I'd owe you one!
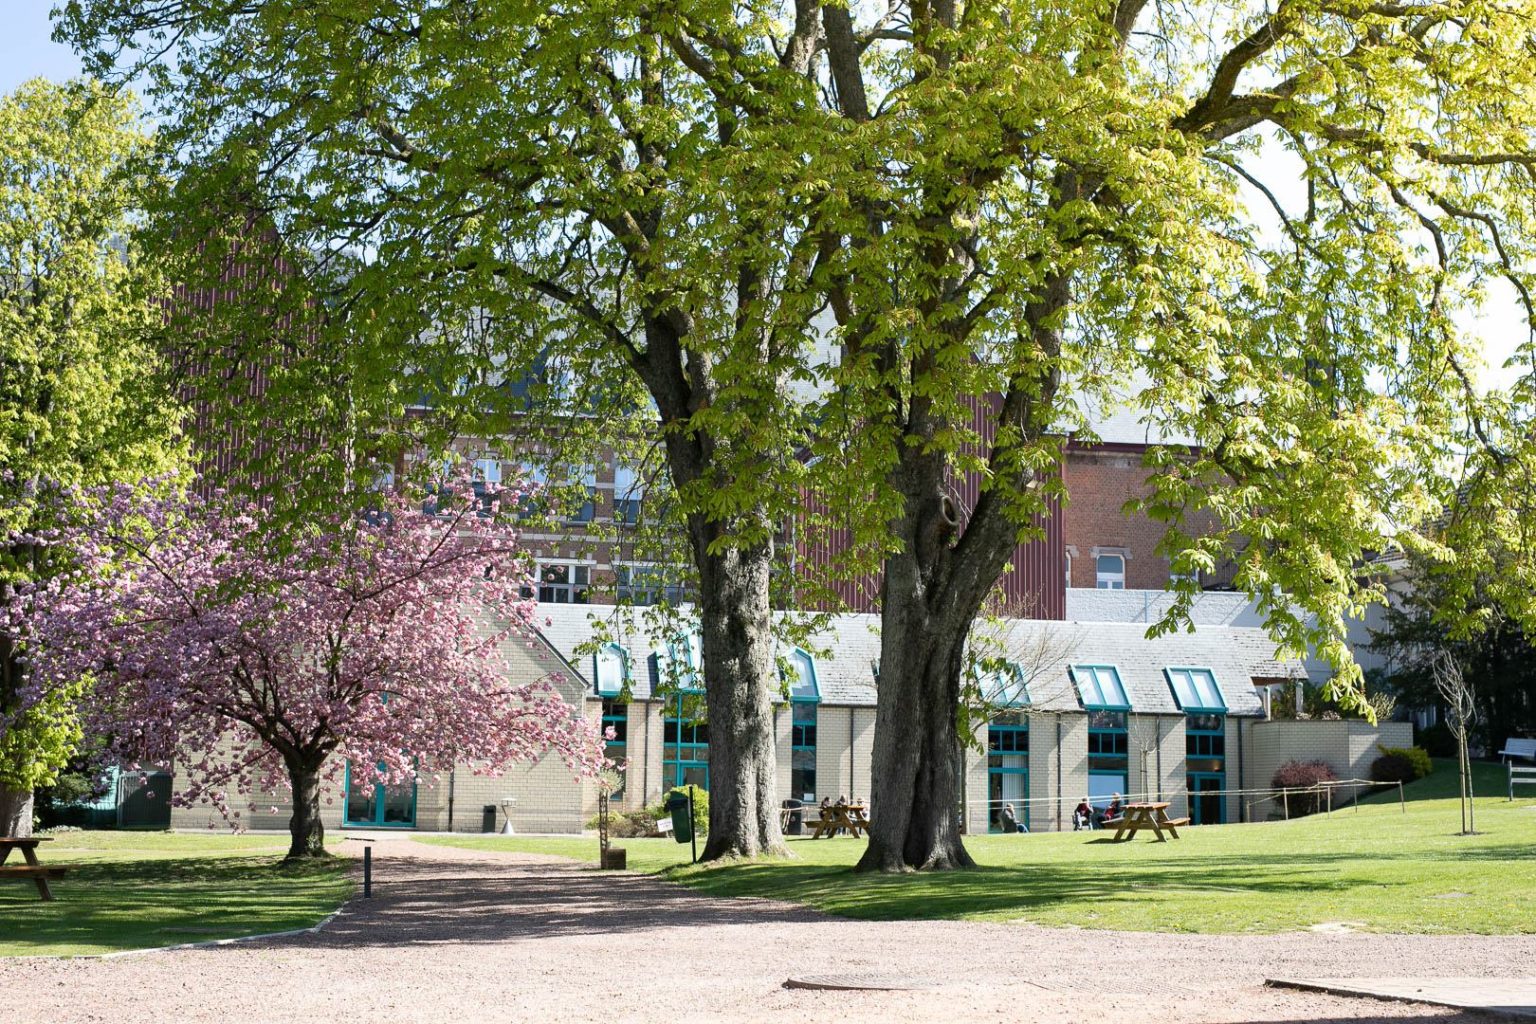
[1271,759,1338,816]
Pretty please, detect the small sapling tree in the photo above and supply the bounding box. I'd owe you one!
[17,477,605,858]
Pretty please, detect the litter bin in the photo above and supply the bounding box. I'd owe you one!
[482,804,497,833]
[782,799,804,836]
[665,792,692,844]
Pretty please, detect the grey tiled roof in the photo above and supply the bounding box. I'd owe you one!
[533,604,1301,717]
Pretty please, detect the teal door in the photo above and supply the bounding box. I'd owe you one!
[344,763,417,827]
[1187,772,1224,825]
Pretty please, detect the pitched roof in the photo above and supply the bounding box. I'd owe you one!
[533,604,1300,717]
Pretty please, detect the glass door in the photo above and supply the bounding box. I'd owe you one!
[344,763,417,828]
[1187,772,1224,825]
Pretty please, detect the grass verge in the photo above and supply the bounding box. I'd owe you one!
[420,759,1535,934]
[1,831,353,957]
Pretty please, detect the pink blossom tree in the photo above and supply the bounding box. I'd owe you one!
[16,477,605,859]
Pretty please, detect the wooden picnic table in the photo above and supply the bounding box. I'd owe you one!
[811,804,870,839]
[1101,802,1189,843]
[0,836,66,901]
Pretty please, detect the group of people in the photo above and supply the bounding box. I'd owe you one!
[1073,793,1123,831]
[997,793,1124,834]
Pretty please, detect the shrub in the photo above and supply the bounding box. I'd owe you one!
[1370,751,1417,785]
[1377,745,1433,780]
[650,784,709,837]
[1271,759,1338,816]
[585,809,665,838]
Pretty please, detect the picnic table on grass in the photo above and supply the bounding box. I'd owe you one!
[1101,802,1188,843]
[1,836,67,901]
[811,804,870,839]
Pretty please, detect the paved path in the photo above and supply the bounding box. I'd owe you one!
[1272,978,1536,1019]
[4,836,1534,1023]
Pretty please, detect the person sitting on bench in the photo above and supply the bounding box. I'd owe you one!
[999,803,1026,833]
[1096,793,1123,827]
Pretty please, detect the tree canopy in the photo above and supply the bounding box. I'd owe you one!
[0,77,184,834]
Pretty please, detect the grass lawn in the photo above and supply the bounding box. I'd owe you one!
[421,759,1536,934]
[1,831,354,957]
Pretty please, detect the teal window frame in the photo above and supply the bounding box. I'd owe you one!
[660,633,708,789]
[601,697,628,801]
[1187,770,1226,825]
[1165,666,1227,713]
[987,714,1029,833]
[1071,664,1131,711]
[978,662,1031,707]
[784,647,820,801]
[593,642,630,698]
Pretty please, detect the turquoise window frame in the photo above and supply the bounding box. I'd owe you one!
[1164,666,1226,713]
[601,697,628,801]
[593,642,630,698]
[978,662,1031,707]
[785,647,820,702]
[1071,664,1131,711]
[987,716,1029,832]
[342,761,418,829]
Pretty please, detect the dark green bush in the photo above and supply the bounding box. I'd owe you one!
[1370,751,1416,785]
[1416,722,1457,758]
[1377,745,1433,780]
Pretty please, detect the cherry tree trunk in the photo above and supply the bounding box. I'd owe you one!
[0,784,33,838]
[857,546,975,872]
[286,762,327,860]
[696,542,785,862]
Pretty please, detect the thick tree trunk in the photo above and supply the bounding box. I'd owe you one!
[286,761,327,859]
[696,542,786,861]
[857,571,974,872]
[0,784,33,838]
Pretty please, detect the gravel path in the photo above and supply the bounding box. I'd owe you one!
[5,836,1532,1024]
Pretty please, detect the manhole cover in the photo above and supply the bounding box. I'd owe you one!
[785,973,937,992]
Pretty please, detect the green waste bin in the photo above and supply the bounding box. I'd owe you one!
[665,792,692,844]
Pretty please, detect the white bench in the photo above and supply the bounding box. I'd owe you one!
[1510,764,1536,801]
[1498,738,1536,763]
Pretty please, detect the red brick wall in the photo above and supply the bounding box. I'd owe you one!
[1061,445,1172,590]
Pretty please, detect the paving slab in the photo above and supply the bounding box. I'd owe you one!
[1269,977,1536,1018]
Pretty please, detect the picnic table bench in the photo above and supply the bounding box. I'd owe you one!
[1510,763,1536,800]
[811,804,870,839]
[1103,802,1188,843]
[0,836,66,901]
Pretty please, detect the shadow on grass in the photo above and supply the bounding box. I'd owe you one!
[0,855,351,956]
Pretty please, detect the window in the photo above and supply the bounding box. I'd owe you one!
[1087,708,1129,809]
[1186,713,1226,824]
[978,663,1030,707]
[1095,552,1126,589]
[1165,667,1226,712]
[1064,550,1073,588]
[615,564,687,606]
[1071,665,1131,710]
[537,563,590,604]
[516,462,596,522]
[472,457,502,485]
[791,703,817,801]
[785,648,819,701]
[613,463,645,525]
[988,713,1029,833]
[602,698,628,802]
[593,643,628,697]
[662,705,709,790]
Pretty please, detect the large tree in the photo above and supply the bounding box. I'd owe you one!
[792,0,1534,870]
[18,477,605,859]
[0,78,184,836]
[57,0,841,861]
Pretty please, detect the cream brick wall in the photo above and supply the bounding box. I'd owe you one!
[1246,719,1414,819]
[963,718,989,835]
[1225,716,1243,825]
[1152,715,1188,820]
[1028,712,1061,832]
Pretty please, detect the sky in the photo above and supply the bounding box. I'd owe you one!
[1,2,1527,392]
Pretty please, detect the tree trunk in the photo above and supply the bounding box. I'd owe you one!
[857,569,974,872]
[0,784,33,838]
[286,761,327,859]
[695,541,786,862]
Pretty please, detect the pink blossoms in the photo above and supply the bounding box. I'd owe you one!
[16,478,606,858]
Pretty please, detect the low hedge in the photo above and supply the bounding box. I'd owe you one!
[1371,745,1433,784]
[1271,759,1338,816]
